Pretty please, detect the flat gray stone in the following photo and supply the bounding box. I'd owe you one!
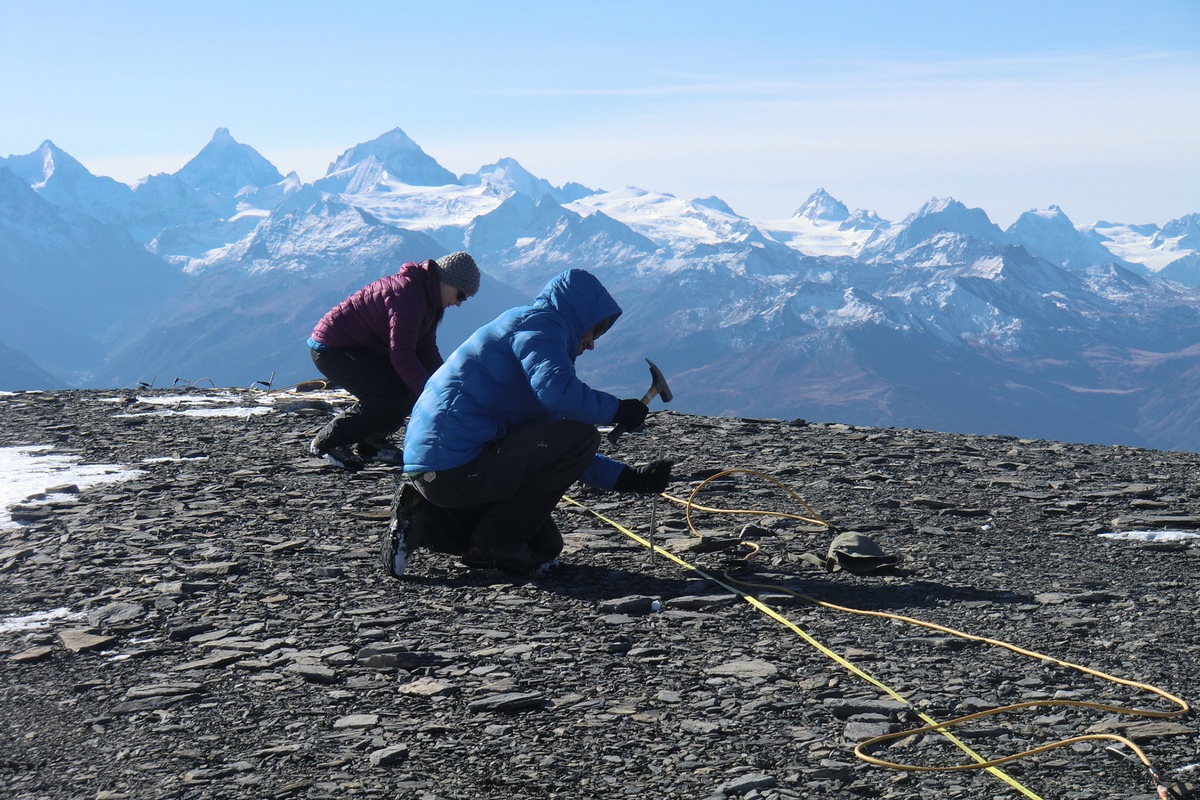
[705,659,778,679]
[368,744,408,766]
[333,714,380,728]
[58,629,117,653]
[467,692,548,712]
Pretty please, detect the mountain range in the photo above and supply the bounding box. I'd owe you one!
[2,127,1199,452]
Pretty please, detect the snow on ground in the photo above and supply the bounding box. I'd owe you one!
[0,392,301,631]
[112,392,274,418]
[0,445,141,530]
[568,187,757,248]
[1,393,285,533]
[567,187,873,257]
[1098,530,1200,542]
[0,607,86,634]
[1085,222,1196,272]
[752,216,872,258]
[341,181,503,232]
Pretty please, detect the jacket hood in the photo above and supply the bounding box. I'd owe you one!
[533,269,622,347]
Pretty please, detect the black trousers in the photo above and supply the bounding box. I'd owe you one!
[310,348,416,453]
[411,419,600,561]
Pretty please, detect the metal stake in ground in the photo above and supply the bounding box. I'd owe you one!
[606,357,673,568]
[648,480,659,566]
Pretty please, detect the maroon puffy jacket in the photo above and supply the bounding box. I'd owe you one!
[310,260,445,394]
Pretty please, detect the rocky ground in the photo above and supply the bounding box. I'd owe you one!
[1,388,1197,800]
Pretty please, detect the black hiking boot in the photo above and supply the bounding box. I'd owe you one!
[383,483,424,578]
[461,540,542,574]
[362,446,403,467]
[357,434,403,467]
[309,438,366,472]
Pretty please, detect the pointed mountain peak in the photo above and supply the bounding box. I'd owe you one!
[326,128,457,187]
[175,128,284,197]
[460,157,568,201]
[862,196,1007,259]
[376,127,421,148]
[0,140,95,187]
[794,188,849,222]
[1157,213,1200,248]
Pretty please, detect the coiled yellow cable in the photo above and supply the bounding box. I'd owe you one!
[567,468,1191,799]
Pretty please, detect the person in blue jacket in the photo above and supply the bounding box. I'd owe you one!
[384,268,671,577]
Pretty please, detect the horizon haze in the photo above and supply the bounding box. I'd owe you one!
[1,0,1197,228]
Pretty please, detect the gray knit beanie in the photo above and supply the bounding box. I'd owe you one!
[432,252,480,297]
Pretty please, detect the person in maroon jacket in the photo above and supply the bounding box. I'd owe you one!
[307,252,480,471]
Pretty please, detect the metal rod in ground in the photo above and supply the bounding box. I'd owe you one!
[648,493,658,565]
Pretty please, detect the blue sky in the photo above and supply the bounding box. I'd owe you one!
[2,0,1197,227]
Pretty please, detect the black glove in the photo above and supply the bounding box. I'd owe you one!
[615,459,672,494]
[612,399,649,430]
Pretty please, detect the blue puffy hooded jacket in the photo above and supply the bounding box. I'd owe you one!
[402,269,627,489]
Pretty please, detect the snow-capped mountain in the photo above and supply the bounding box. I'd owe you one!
[752,189,882,258]
[1005,205,1134,271]
[794,187,850,222]
[567,186,775,252]
[3,128,1200,453]
[175,127,285,198]
[861,197,1009,263]
[464,193,658,294]
[459,157,595,205]
[317,128,457,191]
[94,191,531,388]
[1155,213,1200,249]
[0,140,133,225]
[126,171,228,242]
[1082,219,1194,274]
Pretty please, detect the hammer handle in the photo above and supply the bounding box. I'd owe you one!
[607,396,649,445]
[608,420,632,445]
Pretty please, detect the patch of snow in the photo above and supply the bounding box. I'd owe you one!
[0,445,142,529]
[140,455,210,464]
[341,181,503,232]
[568,187,756,248]
[1098,530,1199,542]
[0,607,85,634]
[753,216,870,257]
[134,393,245,405]
[1087,222,1196,272]
[115,406,271,419]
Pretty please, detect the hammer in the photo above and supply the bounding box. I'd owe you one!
[608,357,673,444]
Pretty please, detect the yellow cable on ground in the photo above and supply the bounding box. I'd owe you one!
[661,468,832,531]
[563,467,1190,800]
[561,496,1045,800]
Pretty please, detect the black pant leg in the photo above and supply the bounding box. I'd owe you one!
[310,348,415,450]
[413,419,599,555]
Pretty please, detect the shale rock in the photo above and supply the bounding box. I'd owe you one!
[0,388,1197,799]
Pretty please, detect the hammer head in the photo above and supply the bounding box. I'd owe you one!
[643,358,673,404]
